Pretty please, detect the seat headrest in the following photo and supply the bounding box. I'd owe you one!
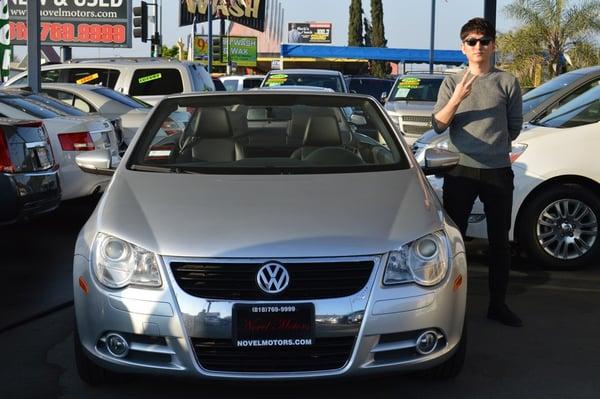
[197,108,232,139]
[303,115,342,147]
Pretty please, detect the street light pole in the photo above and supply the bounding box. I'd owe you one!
[429,0,436,74]
[208,0,213,73]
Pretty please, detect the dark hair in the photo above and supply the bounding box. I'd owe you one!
[460,18,496,41]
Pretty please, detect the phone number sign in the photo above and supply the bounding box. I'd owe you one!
[9,0,132,48]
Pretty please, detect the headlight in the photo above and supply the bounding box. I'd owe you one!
[92,233,162,289]
[383,231,450,287]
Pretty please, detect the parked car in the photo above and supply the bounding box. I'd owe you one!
[5,58,215,105]
[4,86,126,153]
[0,92,120,200]
[345,75,395,103]
[0,119,61,224]
[429,83,600,269]
[261,69,349,92]
[220,75,265,91]
[71,91,467,384]
[212,78,227,91]
[383,73,446,144]
[413,65,600,160]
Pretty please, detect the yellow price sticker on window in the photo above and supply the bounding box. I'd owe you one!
[398,77,421,89]
[76,73,99,85]
[138,73,163,84]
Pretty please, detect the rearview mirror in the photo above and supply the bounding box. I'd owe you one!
[421,148,459,176]
[75,149,116,176]
[349,114,367,126]
[380,92,387,104]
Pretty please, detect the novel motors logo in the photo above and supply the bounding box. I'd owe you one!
[256,263,289,294]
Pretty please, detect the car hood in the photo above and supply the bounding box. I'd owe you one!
[96,169,443,258]
[385,101,435,114]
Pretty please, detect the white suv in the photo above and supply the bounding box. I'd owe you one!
[6,58,215,105]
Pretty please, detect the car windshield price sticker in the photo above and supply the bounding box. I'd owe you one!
[233,303,314,347]
[266,74,288,86]
[398,77,421,89]
[138,73,163,84]
[76,73,99,85]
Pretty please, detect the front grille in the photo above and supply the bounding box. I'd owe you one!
[401,115,432,123]
[402,124,430,135]
[170,261,374,300]
[192,336,355,372]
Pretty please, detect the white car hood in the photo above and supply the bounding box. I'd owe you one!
[96,169,443,258]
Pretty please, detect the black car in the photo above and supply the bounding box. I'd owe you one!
[345,76,395,103]
[0,119,61,225]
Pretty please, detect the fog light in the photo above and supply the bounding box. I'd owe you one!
[416,330,439,355]
[106,333,129,358]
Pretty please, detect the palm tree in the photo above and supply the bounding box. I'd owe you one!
[504,0,600,76]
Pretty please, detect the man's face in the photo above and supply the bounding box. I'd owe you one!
[461,31,495,64]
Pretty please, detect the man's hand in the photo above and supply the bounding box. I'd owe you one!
[433,72,478,131]
[449,72,478,106]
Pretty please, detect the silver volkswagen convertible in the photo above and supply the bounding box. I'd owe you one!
[72,91,467,384]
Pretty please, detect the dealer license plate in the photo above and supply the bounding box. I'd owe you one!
[233,303,314,348]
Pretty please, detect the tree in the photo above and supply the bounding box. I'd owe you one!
[363,17,373,47]
[504,0,600,76]
[497,27,546,86]
[348,0,364,46]
[369,0,390,77]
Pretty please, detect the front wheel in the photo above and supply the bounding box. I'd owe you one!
[518,183,600,270]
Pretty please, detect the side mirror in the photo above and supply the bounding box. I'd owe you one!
[75,149,115,176]
[379,92,387,104]
[349,114,367,126]
[421,148,459,176]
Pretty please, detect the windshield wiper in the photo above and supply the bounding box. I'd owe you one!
[130,164,192,174]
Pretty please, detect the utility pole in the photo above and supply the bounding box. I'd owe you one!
[484,0,497,66]
[208,0,213,73]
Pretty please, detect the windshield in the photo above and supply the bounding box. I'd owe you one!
[130,94,408,174]
[26,94,88,116]
[91,87,150,108]
[262,73,344,92]
[388,77,443,101]
[0,97,59,119]
[536,85,600,128]
[522,72,583,115]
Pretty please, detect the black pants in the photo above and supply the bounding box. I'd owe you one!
[443,165,514,307]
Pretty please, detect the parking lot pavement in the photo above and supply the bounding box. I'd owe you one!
[0,196,98,332]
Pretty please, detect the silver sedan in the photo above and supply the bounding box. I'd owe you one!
[72,91,467,384]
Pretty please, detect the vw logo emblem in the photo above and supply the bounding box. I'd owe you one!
[256,263,290,294]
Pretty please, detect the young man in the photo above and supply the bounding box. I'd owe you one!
[433,18,523,327]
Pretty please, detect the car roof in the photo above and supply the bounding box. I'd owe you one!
[220,75,265,81]
[253,85,335,92]
[397,73,446,79]
[163,90,372,101]
[267,69,343,76]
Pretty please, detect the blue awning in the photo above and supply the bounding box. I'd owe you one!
[281,44,466,65]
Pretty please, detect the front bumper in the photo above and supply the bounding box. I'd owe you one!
[74,252,467,380]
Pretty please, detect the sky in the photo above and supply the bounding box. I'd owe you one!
[13,0,526,60]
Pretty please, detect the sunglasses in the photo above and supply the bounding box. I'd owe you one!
[463,37,492,47]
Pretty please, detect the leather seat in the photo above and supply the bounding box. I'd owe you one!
[188,107,244,162]
[290,115,342,160]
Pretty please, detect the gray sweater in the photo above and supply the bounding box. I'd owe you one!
[432,68,523,168]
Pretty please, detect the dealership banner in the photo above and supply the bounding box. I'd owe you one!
[9,0,132,47]
[194,35,257,67]
[0,0,10,81]
[181,0,266,32]
[287,22,331,44]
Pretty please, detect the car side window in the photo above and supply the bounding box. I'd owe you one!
[129,69,184,96]
[243,79,262,90]
[10,70,59,85]
[73,95,95,113]
[44,89,74,105]
[65,68,120,88]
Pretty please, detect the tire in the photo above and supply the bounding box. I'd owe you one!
[423,321,467,380]
[518,183,600,270]
[74,326,110,386]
